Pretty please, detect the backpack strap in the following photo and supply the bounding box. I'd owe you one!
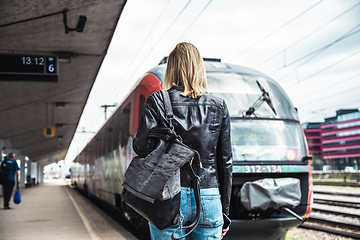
[162,90,174,130]
[162,90,173,119]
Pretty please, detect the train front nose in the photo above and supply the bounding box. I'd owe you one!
[226,170,312,240]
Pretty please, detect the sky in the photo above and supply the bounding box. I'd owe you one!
[64,0,360,163]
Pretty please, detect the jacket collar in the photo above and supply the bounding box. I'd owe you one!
[168,86,184,92]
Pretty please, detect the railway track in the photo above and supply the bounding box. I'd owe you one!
[312,205,360,218]
[313,181,360,187]
[300,214,360,239]
[313,198,360,208]
[313,193,360,208]
[314,190,360,198]
[301,219,360,239]
[298,189,360,239]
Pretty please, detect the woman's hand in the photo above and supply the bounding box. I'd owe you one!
[220,227,229,239]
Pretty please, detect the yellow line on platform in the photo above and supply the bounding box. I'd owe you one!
[65,188,103,240]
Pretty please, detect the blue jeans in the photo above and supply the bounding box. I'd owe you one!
[149,187,223,240]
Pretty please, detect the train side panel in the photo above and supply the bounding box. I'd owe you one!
[71,73,162,219]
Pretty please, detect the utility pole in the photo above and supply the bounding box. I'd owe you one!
[76,127,96,134]
[101,104,116,120]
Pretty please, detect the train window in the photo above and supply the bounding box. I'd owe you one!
[138,94,146,127]
[207,72,297,120]
[230,120,306,161]
[100,129,106,156]
[96,132,103,159]
[112,109,121,150]
[105,119,114,154]
[120,103,131,147]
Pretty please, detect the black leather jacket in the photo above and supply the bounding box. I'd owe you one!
[133,86,233,215]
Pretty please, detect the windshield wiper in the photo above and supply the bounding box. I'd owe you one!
[243,80,277,117]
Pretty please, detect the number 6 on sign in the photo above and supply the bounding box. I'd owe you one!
[49,64,54,72]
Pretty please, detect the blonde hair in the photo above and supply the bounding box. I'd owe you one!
[163,42,208,98]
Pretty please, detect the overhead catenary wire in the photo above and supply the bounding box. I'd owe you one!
[73,0,174,149]
[68,1,359,155]
[302,49,360,80]
[112,0,192,101]
[166,0,213,54]
[296,83,360,108]
[105,0,171,103]
[292,73,360,101]
[284,47,360,89]
[80,101,110,129]
[227,0,324,62]
[73,108,106,150]
[257,1,360,67]
[274,24,360,80]
[300,97,360,121]
[99,0,212,136]
[84,111,106,130]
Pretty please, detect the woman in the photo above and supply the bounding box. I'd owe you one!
[133,42,232,239]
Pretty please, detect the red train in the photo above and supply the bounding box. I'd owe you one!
[71,58,313,240]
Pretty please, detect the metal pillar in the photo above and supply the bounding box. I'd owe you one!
[27,159,32,185]
[38,164,44,184]
[19,155,26,188]
[31,162,37,184]
[0,139,3,157]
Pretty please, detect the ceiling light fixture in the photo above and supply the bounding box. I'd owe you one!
[56,51,72,63]
[55,102,66,108]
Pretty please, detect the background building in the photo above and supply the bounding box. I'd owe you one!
[304,109,360,171]
[303,122,322,170]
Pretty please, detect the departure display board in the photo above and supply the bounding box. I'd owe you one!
[0,53,58,82]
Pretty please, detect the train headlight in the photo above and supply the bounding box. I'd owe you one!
[286,149,296,161]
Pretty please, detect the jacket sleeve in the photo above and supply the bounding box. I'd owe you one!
[217,100,233,216]
[133,94,160,157]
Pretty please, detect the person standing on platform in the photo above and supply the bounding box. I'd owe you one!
[2,152,20,210]
[133,42,233,239]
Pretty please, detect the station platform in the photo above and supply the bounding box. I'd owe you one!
[0,179,137,240]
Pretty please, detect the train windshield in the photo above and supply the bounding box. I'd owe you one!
[207,72,298,120]
[207,72,306,161]
[230,120,306,161]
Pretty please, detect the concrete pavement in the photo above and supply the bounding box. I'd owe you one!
[0,179,137,240]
